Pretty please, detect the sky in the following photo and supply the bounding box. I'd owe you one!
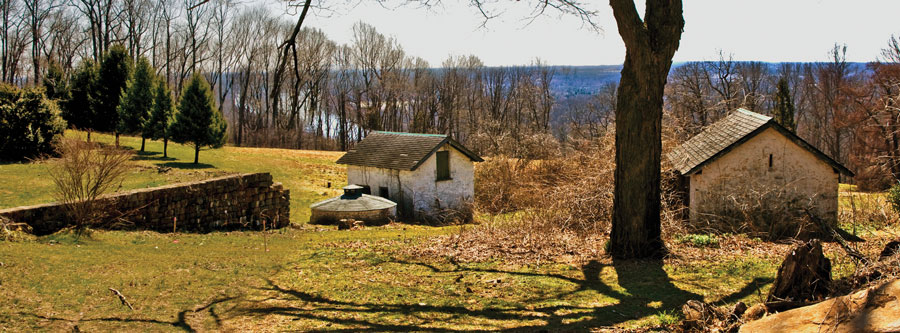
[283,0,900,66]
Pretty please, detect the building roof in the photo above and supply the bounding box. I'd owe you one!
[668,108,854,176]
[336,131,484,171]
[310,193,397,212]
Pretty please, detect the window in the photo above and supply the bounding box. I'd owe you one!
[379,186,389,200]
[768,154,773,169]
[436,151,450,181]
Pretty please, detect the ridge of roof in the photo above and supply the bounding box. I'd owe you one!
[737,108,772,121]
[374,131,447,137]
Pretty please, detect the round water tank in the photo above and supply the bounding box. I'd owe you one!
[309,185,397,225]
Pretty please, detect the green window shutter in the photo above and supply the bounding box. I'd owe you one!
[436,151,450,180]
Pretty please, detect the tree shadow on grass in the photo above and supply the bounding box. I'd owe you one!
[229,258,772,331]
[132,150,176,162]
[19,295,236,332]
[159,161,216,170]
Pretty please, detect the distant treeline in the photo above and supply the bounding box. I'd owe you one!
[3,0,899,187]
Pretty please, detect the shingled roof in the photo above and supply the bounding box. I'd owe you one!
[336,131,484,171]
[668,108,853,176]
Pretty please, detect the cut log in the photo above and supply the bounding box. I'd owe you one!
[766,239,831,304]
[741,279,900,333]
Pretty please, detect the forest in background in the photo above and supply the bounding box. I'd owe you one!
[2,0,900,189]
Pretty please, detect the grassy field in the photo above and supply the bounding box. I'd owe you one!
[0,132,896,331]
[0,130,345,223]
[0,226,789,331]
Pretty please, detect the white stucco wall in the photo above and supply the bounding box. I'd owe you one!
[689,127,839,223]
[346,143,475,219]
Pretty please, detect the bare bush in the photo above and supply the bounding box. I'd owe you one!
[420,129,686,263]
[416,201,475,226]
[46,138,133,234]
[692,182,820,240]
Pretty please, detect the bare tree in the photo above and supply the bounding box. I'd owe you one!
[23,0,61,84]
[607,0,683,259]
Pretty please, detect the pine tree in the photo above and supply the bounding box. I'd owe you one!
[773,77,796,132]
[169,73,227,164]
[42,61,69,102]
[63,61,98,141]
[117,57,155,152]
[146,79,176,158]
[96,45,132,146]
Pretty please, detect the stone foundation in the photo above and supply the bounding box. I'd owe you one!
[0,173,290,235]
[310,208,395,226]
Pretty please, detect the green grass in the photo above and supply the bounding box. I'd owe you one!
[0,227,781,331]
[0,130,346,223]
[675,234,720,248]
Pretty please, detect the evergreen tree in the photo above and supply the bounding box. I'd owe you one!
[42,61,69,102]
[773,77,796,132]
[146,78,176,158]
[63,61,98,140]
[169,73,227,164]
[96,45,132,146]
[117,57,155,152]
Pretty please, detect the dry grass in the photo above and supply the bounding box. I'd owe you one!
[840,189,897,233]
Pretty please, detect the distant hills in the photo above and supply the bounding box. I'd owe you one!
[543,62,871,97]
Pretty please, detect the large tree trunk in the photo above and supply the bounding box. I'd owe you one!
[194,145,199,164]
[608,0,684,259]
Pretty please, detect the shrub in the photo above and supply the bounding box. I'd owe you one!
[0,84,66,161]
[888,182,900,215]
[47,138,133,235]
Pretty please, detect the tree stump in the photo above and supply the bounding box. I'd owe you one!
[767,239,832,304]
[879,240,900,259]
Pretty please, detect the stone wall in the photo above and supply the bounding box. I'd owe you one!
[0,173,290,235]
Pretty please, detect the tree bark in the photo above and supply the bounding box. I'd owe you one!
[140,137,145,152]
[163,138,168,158]
[608,0,684,259]
[194,145,199,164]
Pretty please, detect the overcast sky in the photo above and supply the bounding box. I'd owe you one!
[290,0,900,66]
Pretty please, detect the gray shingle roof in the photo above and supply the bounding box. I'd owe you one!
[336,131,483,171]
[668,108,854,176]
[669,109,770,175]
[310,193,396,212]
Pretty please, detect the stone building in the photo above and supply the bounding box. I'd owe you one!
[668,108,854,224]
[336,131,483,220]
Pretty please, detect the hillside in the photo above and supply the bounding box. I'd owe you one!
[2,132,898,331]
[0,131,346,223]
